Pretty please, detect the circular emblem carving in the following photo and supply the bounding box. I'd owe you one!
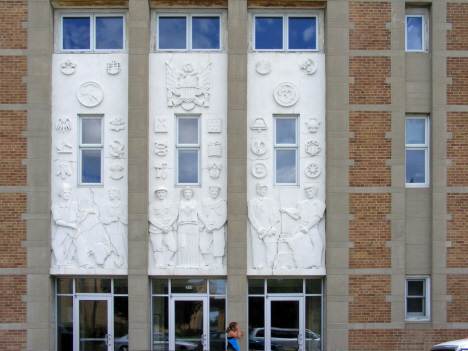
[305,140,321,156]
[60,59,76,75]
[274,82,299,107]
[252,162,267,178]
[305,163,321,178]
[300,58,317,75]
[256,60,271,75]
[78,81,104,107]
[251,139,268,156]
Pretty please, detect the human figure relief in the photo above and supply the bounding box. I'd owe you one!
[148,187,178,268]
[248,183,280,269]
[51,184,93,268]
[101,188,128,268]
[199,186,227,269]
[280,185,326,268]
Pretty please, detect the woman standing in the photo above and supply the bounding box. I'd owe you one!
[226,322,244,351]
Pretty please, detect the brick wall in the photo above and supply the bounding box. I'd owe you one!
[349,2,391,50]
[0,1,27,50]
[447,112,468,186]
[0,193,26,268]
[349,193,391,268]
[349,111,391,186]
[349,56,391,105]
[0,111,26,186]
[447,3,468,51]
[447,274,468,323]
[447,57,468,105]
[0,275,26,324]
[349,275,391,323]
[0,56,26,104]
[447,194,468,268]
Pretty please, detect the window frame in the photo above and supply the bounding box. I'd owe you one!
[273,115,299,186]
[59,12,126,53]
[405,116,430,188]
[78,115,104,186]
[405,14,425,52]
[405,276,430,321]
[156,13,222,52]
[175,115,201,186]
[253,13,319,52]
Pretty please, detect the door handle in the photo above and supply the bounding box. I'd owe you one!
[105,334,111,346]
[202,334,207,345]
[297,333,303,347]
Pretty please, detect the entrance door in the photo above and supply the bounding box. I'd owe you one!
[74,296,113,351]
[170,296,209,351]
[266,296,304,351]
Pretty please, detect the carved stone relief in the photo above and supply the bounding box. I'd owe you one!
[56,140,73,154]
[252,162,267,178]
[305,140,321,156]
[305,163,321,178]
[56,163,72,179]
[274,82,299,107]
[110,140,125,158]
[110,118,125,131]
[207,141,222,157]
[208,163,222,179]
[166,62,211,111]
[154,141,168,156]
[251,118,268,133]
[208,119,222,133]
[300,58,317,75]
[251,139,268,156]
[110,165,124,180]
[107,61,121,75]
[256,60,271,75]
[155,118,168,133]
[305,118,320,133]
[56,118,72,133]
[61,59,76,75]
[78,81,104,107]
[155,162,168,179]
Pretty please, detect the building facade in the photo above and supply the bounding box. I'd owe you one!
[2,0,468,350]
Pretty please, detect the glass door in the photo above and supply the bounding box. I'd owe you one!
[266,296,304,351]
[74,296,113,351]
[170,296,209,351]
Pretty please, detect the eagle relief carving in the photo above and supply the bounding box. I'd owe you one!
[166,62,211,111]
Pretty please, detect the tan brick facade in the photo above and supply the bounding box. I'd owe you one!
[447,3,468,51]
[349,2,391,50]
[0,111,26,186]
[0,56,26,104]
[447,112,468,186]
[0,193,26,268]
[447,274,468,323]
[447,194,468,268]
[349,275,391,323]
[0,1,27,50]
[447,57,468,105]
[0,275,26,324]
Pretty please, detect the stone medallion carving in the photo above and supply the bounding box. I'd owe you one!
[300,58,317,75]
[207,141,222,157]
[154,141,168,156]
[56,163,72,179]
[110,164,124,180]
[305,163,321,178]
[251,118,268,133]
[56,140,73,154]
[305,118,320,133]
[107,61,121,75]
[305,140,321,156]
[155,162,168,179]
[56,118,72,133]
[256,60,271,75]
[166,62,211,110]
[208,119,222,133]
[251,139,268,156]
[110,140,124,158]
[78,81,104,107]
[155,118,168,133]
[61,59,77,75]
[208,163,222,179]
[110,118,125,131]
[274,82,299,107]
[252,162,267,178]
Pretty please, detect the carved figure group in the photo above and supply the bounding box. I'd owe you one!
[148,186,227,269]
[248,183,326,269]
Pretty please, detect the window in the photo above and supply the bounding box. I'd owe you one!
[176,116,200,184]
[157,14,221,51]
[254,14,318,51]
[274,116,299,185]
[405,8,429,52]
[79,116,103,185]
[405,116,429,187]
[406,277,430,320]
[61,14,125,51]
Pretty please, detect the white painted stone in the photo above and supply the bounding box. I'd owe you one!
[274,82,299,107]
[60,59,76,75]
[107,61,121,75]
[78,81,104,107]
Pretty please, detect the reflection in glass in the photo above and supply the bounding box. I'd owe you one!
[267,279,303,294]
[152,279,169,295]
[255,17,283,50]
[210,297,226,351]
[276,150,296,184]
[81,119,102,145]
[276,119,296,144]
[96,17,124,50]
[271,300,299,351]
[57,296,73,351]
[407,297,424,314]
[408,280,424,295]
[171,279,207,294]
[248,279,264,295]
[209,279,226,295]
[406,149,425,183]
[178,118,199,144]
[175,300,204,344]
[406,119,426,144]
[63,17,90,50]
[406,16,423,51]
[192,17,220,50]
[79,300,108,351]
[114,279,128,295]
[248,297,264,351]
[114,296,129,338]
[152,296,169,351]
[305,280,321,295]
[305,296,321,351]
[288,17,316,50]
[57,278,73,295]
[178,150,199,184]
[159,17,186,50]
[76,279,111,294]
[81,149,102,184]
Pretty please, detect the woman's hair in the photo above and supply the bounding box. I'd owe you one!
[226,322,237,333]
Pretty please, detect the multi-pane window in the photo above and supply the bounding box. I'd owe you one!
[254,14,318,51]
[406,277,430,320]
[405,116,429,187]
[406,14,425,51]
[157,14,221,50]
[61,14,125,51]
[274,116,298,185]
[176,116,200,185]
[79,116,103,185]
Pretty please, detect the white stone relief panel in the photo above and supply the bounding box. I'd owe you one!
[78,81,104,107]
[208,118,222,133]
[56,162,72,179]
[251,139,268,156]
[110,164,124,180]
[305,163,321,178]
[251,118,268,133]
[155,162,168,179]
[154,117,168,133]
[300,58,317,75]
[110,118,125,131]
[256,60,271,75]
[252,162,267,178]
[208,163,222,179]
[154,141,168,156]
[274,82,299,107]
[61,59,76,75]
[305,140,321,156]
[107,61,121,75]
[110,140,125,158]
[305,118,320,133]
[56,140,73,154]
[207,141,222,157]
[56,118,72,133]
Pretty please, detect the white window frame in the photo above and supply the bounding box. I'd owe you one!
[274,115,299,186]
[78,115,104,186]
[253,13,319,52]
[59,13,126,52]
[405,116,429,187]
[175,115,201,185]
[405,276,430,321]
[156,13,222,52]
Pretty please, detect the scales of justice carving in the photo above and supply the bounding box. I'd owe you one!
[149,186,227,269]
[248,183,325,270]
[51,184,128,269]
[166,62,211,111]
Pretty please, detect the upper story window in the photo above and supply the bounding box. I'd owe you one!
[405,116,429,187]
[176,115,201,185]
[254,14,318,51]
[157,14,221,51]
[405,277,430,321]
[79,115,103,185]
[405,7,429,52]
[61,13,125,52]
[274,116,299,185]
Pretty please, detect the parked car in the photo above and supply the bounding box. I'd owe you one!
[192,331,284,351]
[153,333,198,351]
[250,328,320,351]
[430,338,468,351]
[114,334,129,351]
